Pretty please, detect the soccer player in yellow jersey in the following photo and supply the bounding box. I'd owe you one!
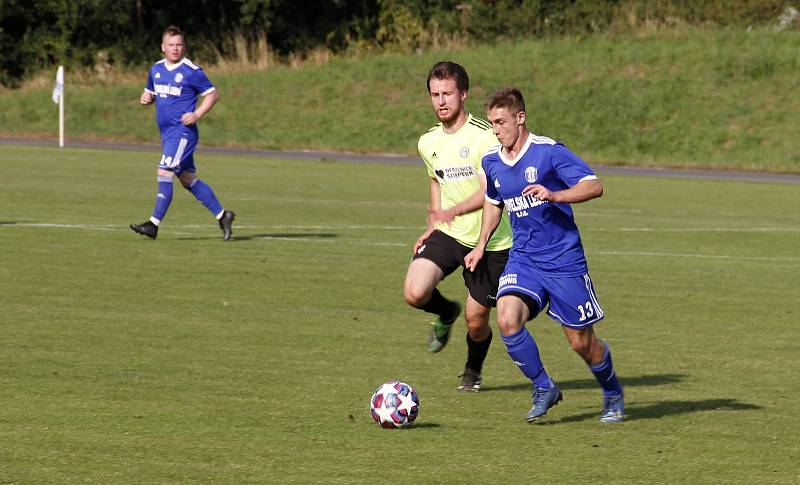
[403,61,513,392]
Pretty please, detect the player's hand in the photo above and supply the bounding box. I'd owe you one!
[522,184,555,202]
[413,228,434,255]
[428,207,456,226]
[140,91,154,105]
[181,112,199,125]
[464,246,485,272]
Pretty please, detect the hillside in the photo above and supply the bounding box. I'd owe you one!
[1,27,798,172]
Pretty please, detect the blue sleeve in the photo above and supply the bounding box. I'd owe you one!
[191,68,215,95]
[145,68,154,92]
[551,144,596,187]
[482,157,502,204]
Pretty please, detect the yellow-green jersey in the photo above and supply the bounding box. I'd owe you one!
[418,114,513,251]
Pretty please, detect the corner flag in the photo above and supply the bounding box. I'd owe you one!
[52,65,64,104]
[52,65,64,147]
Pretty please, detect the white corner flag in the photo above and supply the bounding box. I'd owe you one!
[52,65,64,147]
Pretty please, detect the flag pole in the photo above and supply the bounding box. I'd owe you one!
[52,65,64,148]
[59,79,64,148]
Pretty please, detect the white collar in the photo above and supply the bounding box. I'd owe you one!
[499,133,533,167]
[163,58,186,71]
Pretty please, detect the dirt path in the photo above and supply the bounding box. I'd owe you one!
[2,137,798,184]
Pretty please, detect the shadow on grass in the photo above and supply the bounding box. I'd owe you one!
[484,373,687,393]
[175,232,338,241]
[539,398,762,425]
[363,422,441,430]
[409,422,442,430]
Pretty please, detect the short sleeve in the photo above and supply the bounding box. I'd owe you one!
[482,156,502,205]
[191,68,215,96]
[145,69,155,93]
[551,144,597,187]
[418,136,435,178]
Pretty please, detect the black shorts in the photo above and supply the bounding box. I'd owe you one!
[413,230,509,308]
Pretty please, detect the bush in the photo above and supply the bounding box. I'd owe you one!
[1,0,794,87]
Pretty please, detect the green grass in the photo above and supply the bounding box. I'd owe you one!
[1,27,799,172]
[1,144,798,483]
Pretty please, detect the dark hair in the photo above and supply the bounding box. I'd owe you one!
[485,86,526,114]
[162,25,184,39]
[426,61,469,93]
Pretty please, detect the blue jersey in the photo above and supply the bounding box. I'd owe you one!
[144,58,215,138]
[482,133,598,276]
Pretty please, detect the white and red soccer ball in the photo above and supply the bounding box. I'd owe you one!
[370,380,419,428]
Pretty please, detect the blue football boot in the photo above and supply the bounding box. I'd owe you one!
[525,384,562,422]
[600,394,624,423]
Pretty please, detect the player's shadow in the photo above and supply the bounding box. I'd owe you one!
[484,373,687,393]
[175,232,338,241]
[538,398,761,425]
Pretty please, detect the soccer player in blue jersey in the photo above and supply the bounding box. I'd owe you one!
[464,87,624,423]
[131,25,235,240]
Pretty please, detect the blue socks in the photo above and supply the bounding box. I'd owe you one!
[150,176,174,224]
[151,177,224,224]
[501,327,552,389]
[187,179,224,218]
[589,341,623,397]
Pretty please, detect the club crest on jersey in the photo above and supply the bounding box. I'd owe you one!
[434,166,475,182]
[525,166,538,183]
[174,73,184,83]
[459,146,470,159]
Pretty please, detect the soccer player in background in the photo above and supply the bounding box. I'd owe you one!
[403,61,513,392]
[131,25,235,240]
[464,87,624,422]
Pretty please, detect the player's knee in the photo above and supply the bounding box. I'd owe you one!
[465,313,489,335]
[567,333,597,360]
[403,286,429,308]
[467,322,491,341]
[495,309,523,336]
[570,339,591,358]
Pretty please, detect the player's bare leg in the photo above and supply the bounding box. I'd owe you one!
[562,326,605,365]
[403,258,444,308]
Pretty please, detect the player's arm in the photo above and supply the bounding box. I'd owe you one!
[141,71,155,105]
[181,89,219,126]
[140,90,154,105]
[521,178,603,204]
[429,174,487,225]
[464,198,503,272]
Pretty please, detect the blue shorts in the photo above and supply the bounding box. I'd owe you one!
[498,259,604,329]
[158,130,198,176]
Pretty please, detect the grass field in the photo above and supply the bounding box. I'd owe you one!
[2,27,799,172]
[1,145,799,483]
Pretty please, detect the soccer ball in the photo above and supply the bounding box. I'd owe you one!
[370,380,419,429]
